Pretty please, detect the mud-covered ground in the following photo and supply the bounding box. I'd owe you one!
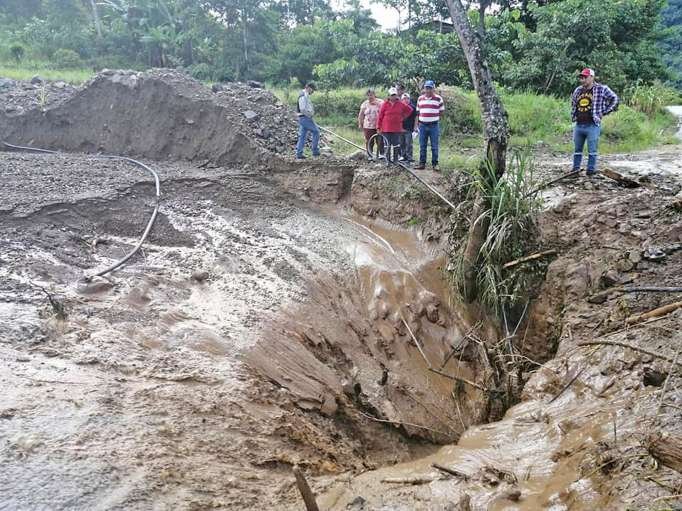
[312,145,682,510]
[2,69,682,510]
[0,148,474,510]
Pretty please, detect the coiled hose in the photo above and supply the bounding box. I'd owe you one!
[2,141,161,281]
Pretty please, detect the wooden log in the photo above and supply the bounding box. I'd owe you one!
[524,169,581,198]
[381,476,434,485]
[432,463,470,480]
[602,168,640,188]
[645,433,682,474]
[502,249,557,269]
[626,301,682,325]
[292,466,320,511]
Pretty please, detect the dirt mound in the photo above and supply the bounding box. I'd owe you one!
[0,69,298,165]
[0,78,79,115]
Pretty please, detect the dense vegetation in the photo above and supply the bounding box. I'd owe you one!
[0,0,679,95]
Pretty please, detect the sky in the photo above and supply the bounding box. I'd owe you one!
[329,0,402,32]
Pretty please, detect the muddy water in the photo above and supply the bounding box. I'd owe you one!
[312,315,654,511]
[0,158,478,510]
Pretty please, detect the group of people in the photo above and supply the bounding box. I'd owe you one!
[296,80,444,171]
[296,67,619,177]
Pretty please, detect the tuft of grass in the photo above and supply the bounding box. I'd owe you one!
[623,81,682,116]
[456,148,542,316]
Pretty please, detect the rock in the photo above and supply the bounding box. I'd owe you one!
[30,75,44,85]
[642,247,666,262]
[247,80,264,89]
[628,251,642,264]
[503,490,522,502]
[242,110,258,120]
[54,81,67,89]
[0,77,16,90]
[599,269,620,289]
[346,496,367,510]
[425,303,439,323]
[615,258,635,272]
[191,270,210,282]
[319,393,338,416]
[76,277,114,295]
[111,73,139,88]
[643,367,666,387]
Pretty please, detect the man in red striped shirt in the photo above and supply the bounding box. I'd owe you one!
[415,80,445,171]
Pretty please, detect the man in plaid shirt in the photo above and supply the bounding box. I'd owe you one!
[571,68,619,176]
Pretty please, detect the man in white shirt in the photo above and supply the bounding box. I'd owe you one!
[295,82,320,160]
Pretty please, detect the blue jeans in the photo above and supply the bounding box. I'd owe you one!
[573,123,601,173]
[419,122,439,165]
[296,116,320,157]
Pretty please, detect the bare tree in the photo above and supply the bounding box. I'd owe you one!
[88,0,103,39]
[444,0,510,302]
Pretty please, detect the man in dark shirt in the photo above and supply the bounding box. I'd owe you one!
[570,68,619,176]
[399,93,417,162]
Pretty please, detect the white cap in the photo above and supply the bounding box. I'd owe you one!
[401,93,410,100]
[388,87,398,96]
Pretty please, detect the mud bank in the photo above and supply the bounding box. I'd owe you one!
[311,142,682,510]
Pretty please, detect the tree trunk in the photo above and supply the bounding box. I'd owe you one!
[182,38,193,66]
[445,0,510,303]
[645,432,682,474]
[89,0,103,39]
[149,44,164,68]
[478,3,486,35]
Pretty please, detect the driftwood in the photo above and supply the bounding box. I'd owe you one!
[502,249,557,269]
[381,477,434,485]
[577,341,682,369]
[432,463,470,480]
[548,366,587,404]
[602,168,640,188]
[524,169,581,198]
[588,286,682,304]
[428,367,489,392]
[292,466,320,511]
[626,301,682,324]
[400,316,490,393]
[645,433,682,474]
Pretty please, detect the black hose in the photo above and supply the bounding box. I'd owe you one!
[2,141,161,281]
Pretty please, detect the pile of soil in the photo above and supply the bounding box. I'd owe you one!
[0,69,299,164]
[0,77,79,115]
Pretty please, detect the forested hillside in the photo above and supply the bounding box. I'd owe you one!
[0,0,678,94]
[662,0,682,87]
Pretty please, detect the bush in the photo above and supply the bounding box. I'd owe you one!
[503,92,572,139]
[51,48,83,69]
[601,105,646,140]
[439,86,482,135]
[10,43,25,64]
[188,63,212,81]
[624,81,682,115]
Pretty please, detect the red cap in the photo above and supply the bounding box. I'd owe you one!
[579,68,595,77]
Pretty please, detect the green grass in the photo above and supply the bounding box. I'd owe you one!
[0,62,93,84]
[287,84,680,171]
